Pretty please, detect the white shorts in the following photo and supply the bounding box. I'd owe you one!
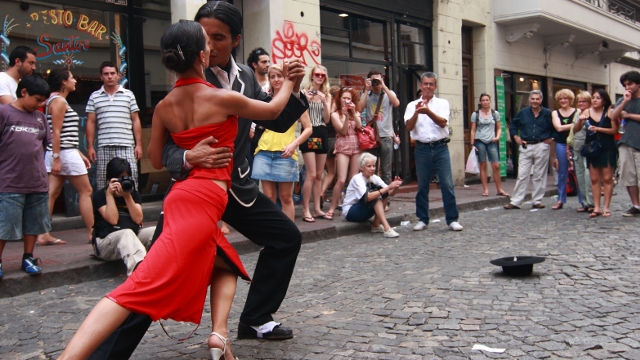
[45,149,88,176]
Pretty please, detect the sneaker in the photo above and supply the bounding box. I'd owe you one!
[371,224,384,233]
[383,228,399,238]
[622,206,640,217]
[413,221,427,231]
[21,257,42,275]
[449,222,464,231]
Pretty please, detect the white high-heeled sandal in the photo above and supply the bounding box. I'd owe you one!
[209,332,229,360]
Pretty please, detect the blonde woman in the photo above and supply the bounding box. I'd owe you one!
[301,65,332,219]
[252,65,312,221]
[570,91,593,212]
[551,89,578,210]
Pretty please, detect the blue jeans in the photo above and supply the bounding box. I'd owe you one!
[556,143,570,204]
[414,142,459,225]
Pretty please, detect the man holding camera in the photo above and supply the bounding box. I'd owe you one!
[86,61,142,190]
[357,70,400,185]
[91,158,155,276]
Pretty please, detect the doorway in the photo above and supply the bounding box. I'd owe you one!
[462,27,474,176]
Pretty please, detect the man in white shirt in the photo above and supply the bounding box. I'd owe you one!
[404,72,463,231]
[0,46,37,104]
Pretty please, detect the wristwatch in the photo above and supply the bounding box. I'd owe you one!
[52,153,60,159]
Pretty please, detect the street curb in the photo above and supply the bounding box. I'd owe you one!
[0,188,557,298]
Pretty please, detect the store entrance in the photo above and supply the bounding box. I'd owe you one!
[399,66,430,182]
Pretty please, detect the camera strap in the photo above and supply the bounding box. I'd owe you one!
[372,92,385,122]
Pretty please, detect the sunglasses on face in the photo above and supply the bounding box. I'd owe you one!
[313,73,326,78]
[341,87,353,91]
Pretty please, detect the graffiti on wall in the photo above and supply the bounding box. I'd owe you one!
[110,30,128,87]
[271,21,321,66]
[1,16,19,71]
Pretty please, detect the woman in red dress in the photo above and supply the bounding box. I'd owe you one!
[60,20,295,360]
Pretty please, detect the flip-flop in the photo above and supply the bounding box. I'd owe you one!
[313,213,327,218]
[482,192,489,197]
[322,212,334,220]
[37,238,66,246]
[589,212,602,218]
[496,192,509,197]
[303,216,316,223]
[602,211,612,217]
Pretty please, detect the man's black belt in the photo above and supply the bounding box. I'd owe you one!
[418,138,450,146]
[522,139,548,145]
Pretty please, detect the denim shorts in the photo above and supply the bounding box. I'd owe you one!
[0,192,50,240]
[474,140,499,163]
[251,151,300,182]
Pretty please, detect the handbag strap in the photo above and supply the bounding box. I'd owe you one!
[373,92,385,117]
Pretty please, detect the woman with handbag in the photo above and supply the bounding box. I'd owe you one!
[551,89,578,210]
[469,93,508,197]
[252,64,312,221]
[568,91,594,213]
[325,87,363,219]
[573,88,618,218]
[301,65,332,219]
[342,153,402,237]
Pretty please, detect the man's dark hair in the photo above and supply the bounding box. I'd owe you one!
[99,61,119,75]
[47,68,71,92]
[247,47,269,70]
[594,88,612,111]
[16,74,50,99]
[194,1,242,57]
[161,20,207,74]
[620,71,640,86]
[106,157,132,182]
[9,46,36,67]
[367,70,382,79]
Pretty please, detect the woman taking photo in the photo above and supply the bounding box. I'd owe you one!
[60,20,295,360]
[551,89,578,210]
[469,93,508,197]
[252,64,312,221]
[569,91,593,212]
[325,87,363,219]
[301,65,332,219]
[342,153,402,238]
[573,88,618,218]
[38,68,93,245]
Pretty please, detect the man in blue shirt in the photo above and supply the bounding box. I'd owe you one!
[504,90,554,209]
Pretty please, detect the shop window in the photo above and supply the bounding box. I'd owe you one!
[322,60,387,93]
[139,16,172,128]
[320,9,390,61]
[399,24,426,66]
[552,78,586,110]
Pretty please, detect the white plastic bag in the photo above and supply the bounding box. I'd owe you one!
[465,149,479,174]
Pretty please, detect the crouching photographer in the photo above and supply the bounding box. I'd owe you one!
[91,158,155,275]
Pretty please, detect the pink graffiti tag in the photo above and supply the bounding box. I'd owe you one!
[271,21,320,66]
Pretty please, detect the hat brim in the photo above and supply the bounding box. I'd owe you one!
[490,256,545,267]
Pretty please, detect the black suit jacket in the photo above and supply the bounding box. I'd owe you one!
[162,61,308,206]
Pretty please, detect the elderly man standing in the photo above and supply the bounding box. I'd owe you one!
[404,72,463,231]
[504,90,554,209]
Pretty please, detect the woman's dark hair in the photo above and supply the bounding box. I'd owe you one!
[16,74,50,99]
[594,88,612,111]
[194,1,242,56]
[161,20,207,73]
[106,157,132,182]
[47,68,71,92]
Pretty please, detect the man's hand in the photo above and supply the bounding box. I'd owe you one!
[185,136,232,169]
[286,59,306,92]
[394,135,401,145]
[134,145,143,160]
[624,89,633,103]
[514,135,523,146]
[364,78,372,91]
[415,101,430,114]
[622,110,629,118]
[87,147,97,164]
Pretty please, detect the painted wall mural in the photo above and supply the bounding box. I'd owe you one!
[271,21,321,66]
[1,16,19,71]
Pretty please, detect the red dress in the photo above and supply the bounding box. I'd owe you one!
[107,78,250,324]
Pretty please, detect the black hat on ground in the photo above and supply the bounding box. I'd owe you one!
[490,256,545,276]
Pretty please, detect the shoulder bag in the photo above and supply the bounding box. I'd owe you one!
[358,93,384,150]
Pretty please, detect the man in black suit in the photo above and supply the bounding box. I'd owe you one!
[89,2,308,358]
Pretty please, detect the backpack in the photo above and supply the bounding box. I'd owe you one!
[566,168,578,197]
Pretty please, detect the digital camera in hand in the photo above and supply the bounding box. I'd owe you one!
[371,79,380,86]
[118,176,135,193]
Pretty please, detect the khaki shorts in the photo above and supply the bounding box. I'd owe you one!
[618,144,640,187]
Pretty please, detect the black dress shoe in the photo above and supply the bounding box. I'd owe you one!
[237,322,293,340]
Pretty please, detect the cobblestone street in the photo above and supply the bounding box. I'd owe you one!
[2,194,640,359]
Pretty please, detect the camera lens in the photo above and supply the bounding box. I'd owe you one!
[372,79,380,86]
[118,177,134,193]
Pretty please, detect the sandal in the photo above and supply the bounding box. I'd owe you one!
[589,211,602,218]
[552,202,563,210]
[322,211,334,220]
[577,205,588,213]
[302,216,315,223]
[602,211,612,217]
[36,238,66,246]
[482,192,489,197]
[209,332,229,360]
[496,191,509,197]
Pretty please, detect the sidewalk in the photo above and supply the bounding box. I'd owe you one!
[0,176,558,298]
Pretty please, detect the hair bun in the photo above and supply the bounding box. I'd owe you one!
[162,49,183,72]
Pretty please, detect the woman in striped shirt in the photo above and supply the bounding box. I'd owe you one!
[38,68,93,245]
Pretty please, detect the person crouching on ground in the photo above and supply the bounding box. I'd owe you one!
[91,158,156,276]
[341,152,402,238]
[0,74,51,279]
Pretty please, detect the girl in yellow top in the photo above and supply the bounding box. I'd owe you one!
[251,64,312,221]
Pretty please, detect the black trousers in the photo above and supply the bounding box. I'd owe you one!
[90,191,301,359]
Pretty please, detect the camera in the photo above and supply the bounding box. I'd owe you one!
[118,176,135,193]
[345,99,351,106]
[371,79,381,86]
[312,90,317,95]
